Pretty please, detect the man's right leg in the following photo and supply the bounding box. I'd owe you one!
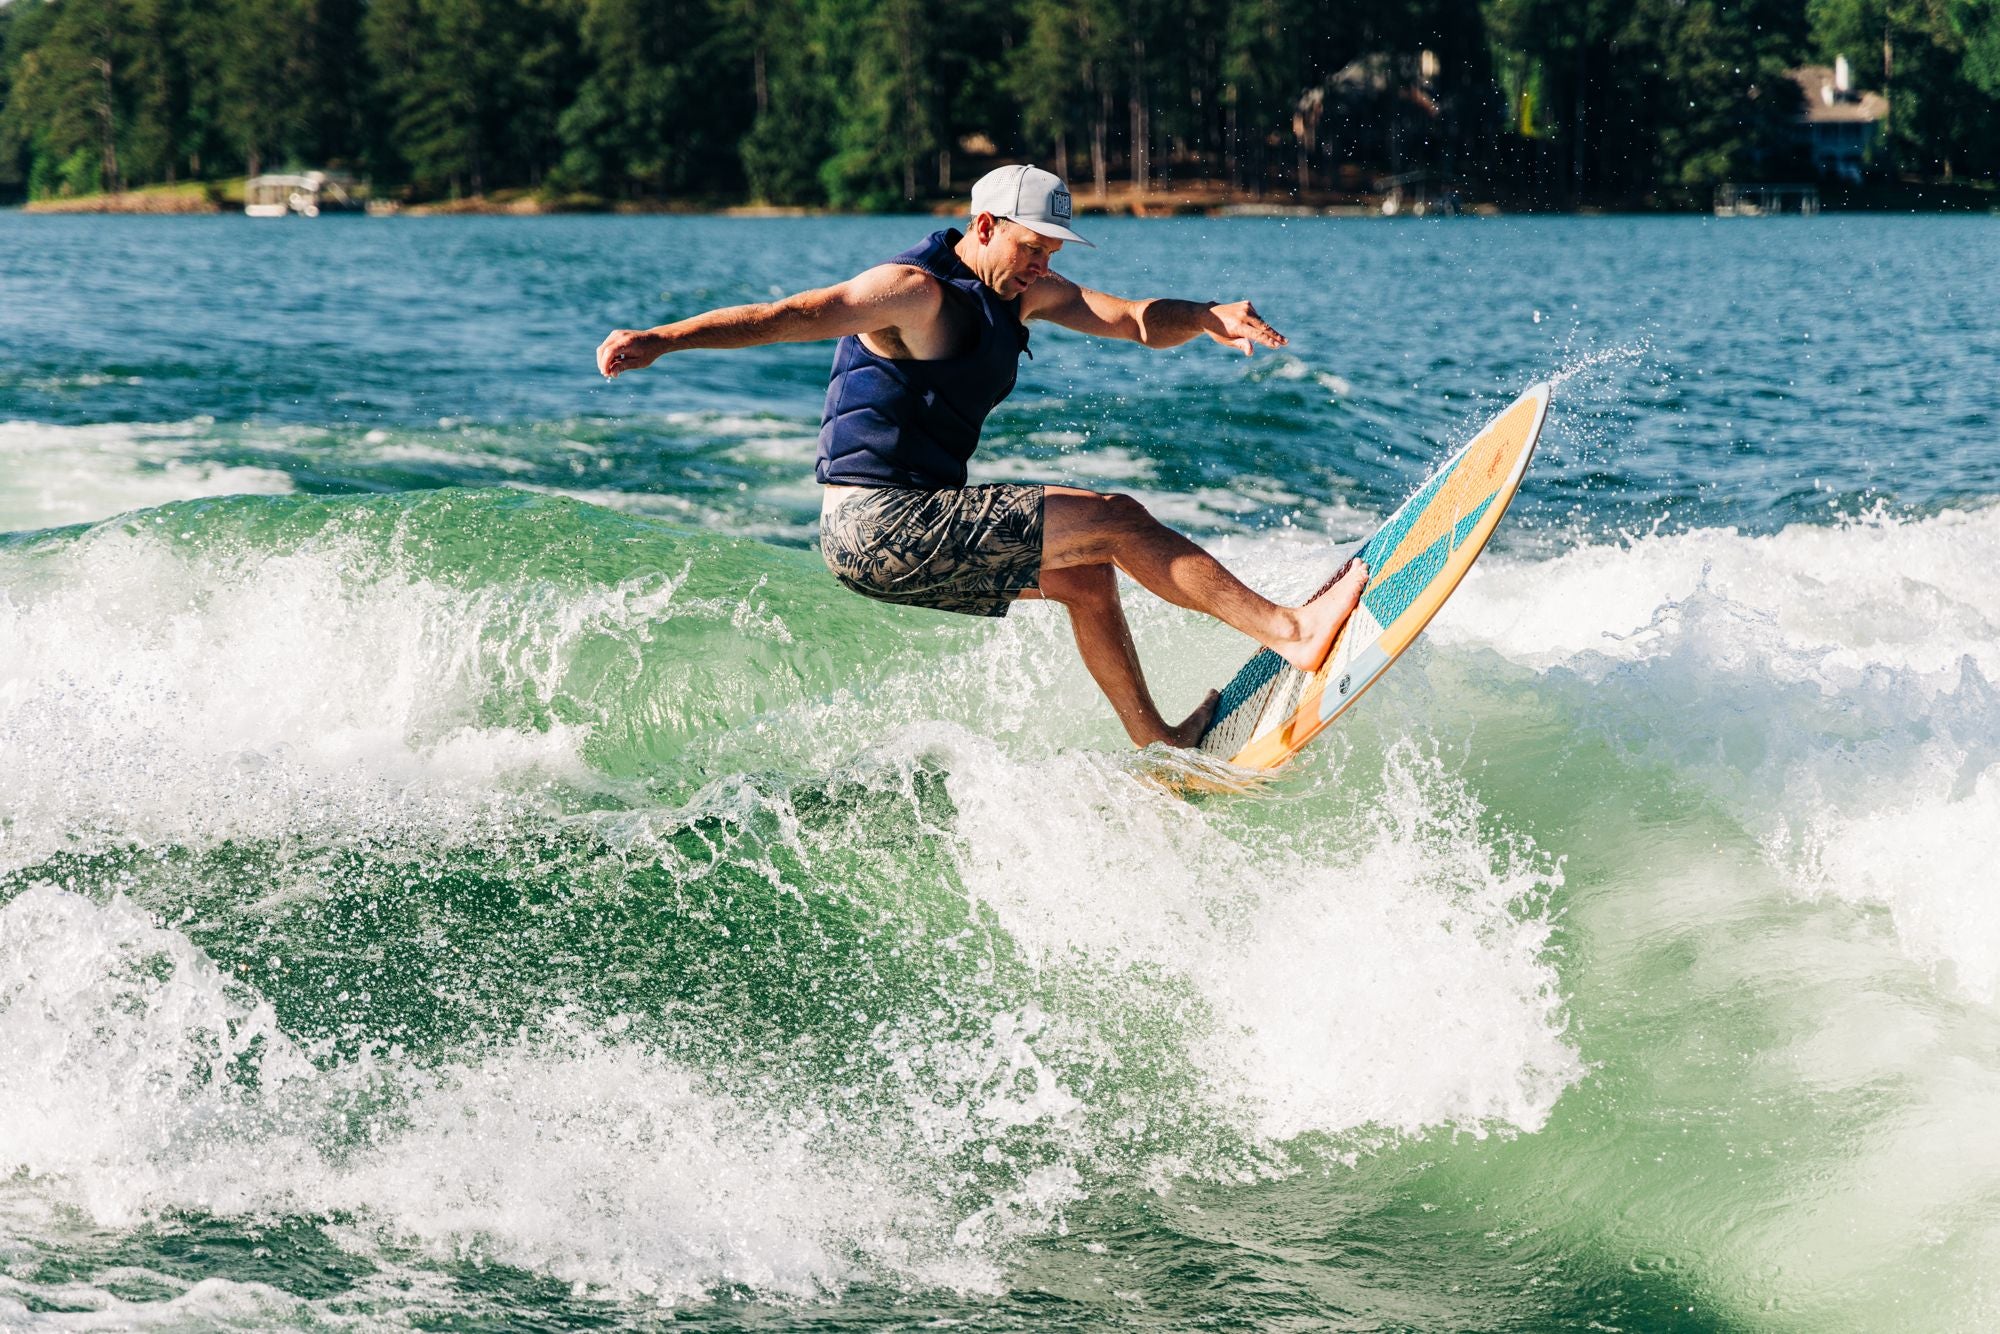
[1026,563,1219,748]
[1040,486,1367,673]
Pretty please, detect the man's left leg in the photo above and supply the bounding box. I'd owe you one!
[1019,563,1219,748]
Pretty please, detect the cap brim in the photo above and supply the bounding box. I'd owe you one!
[1008,216,1094,247]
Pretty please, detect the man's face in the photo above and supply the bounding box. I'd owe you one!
[976,216,1062,297]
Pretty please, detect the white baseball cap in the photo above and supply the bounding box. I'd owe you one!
[969,164,1093,247]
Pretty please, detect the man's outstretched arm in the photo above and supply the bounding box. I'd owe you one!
[597,264,939,377]
[1022,276,1288,355]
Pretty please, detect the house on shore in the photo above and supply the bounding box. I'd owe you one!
[1790,58,1887,183]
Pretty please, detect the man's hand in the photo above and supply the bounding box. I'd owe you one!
[597,329,667,378]
[1204,300,1287,356]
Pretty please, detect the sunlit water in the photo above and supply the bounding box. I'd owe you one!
[3,212,1999,1331]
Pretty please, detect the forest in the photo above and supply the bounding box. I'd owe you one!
[1,0,1996,209]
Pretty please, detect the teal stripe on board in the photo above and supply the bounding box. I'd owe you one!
[1356,452,1464,572]
[1212,648,1285,727]
[1361,492,1497,627]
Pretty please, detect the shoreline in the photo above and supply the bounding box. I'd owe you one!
[13,178,1995,218]
[22,186,232,215]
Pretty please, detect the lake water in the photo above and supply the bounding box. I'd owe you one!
[3,211,1999,1331]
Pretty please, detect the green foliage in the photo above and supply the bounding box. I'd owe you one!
[1005,0,1120,188]
[1959,0,2000,95]
[1642,0,1806,193]
[364,0,583,194]
[820,0,941,207]
[1489,0,1813,202]
[0,0,1994,206]
[737,0,838,204]
[188,0,315,177]
[0,0,128,195]
[0,4,30,189]
[554,0,747,196]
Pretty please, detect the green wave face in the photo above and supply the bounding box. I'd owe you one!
[12,483,1996,1332]
[4,488,953,781]
[0,485,1612,1326]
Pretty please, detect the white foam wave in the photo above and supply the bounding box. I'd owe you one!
[0,887,986,1307]
[0,1272,315,1331]
[0,522,790,870]
[321,1040,977,1303]
[648,557,1579,1182]
[0,420,293,533]
[0,886,315,1225]
[718,429,821,464]
[1435,504,2000,1004]
[1437,504,2000,680]
[777,548,1578,1150]
[365,437,539,474]
[926,728,1578,1145]
[661,410,808,438]
[507,478,823,541]
[986,441,1159,482]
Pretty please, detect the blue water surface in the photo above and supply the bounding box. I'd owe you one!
[6,212,1996,539]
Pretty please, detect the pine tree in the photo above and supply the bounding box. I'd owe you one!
[1010,0,1124,189]
[1638,0,1806,193]
[821,0,941,207]
[556,0,747,197]
[188,0,316,179]
[0,0,139,196]
[736,0,836,204]
[0,8,14,190]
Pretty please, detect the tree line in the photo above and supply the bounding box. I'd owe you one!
[1,0,1995,209]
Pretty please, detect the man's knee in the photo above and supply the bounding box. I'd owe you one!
[1039,561,1119,608]
[1099,492,1154,534]
[1044,488,1164,565]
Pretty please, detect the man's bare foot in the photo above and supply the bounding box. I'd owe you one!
[1275,558,1370,673]
[1162,689,1222,748]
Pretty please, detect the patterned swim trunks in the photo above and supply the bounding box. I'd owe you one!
[819,483,1046,618]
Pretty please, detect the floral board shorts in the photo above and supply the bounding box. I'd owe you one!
[819,483,1046,618]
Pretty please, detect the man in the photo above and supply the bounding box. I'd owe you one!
[596,164,1367,749]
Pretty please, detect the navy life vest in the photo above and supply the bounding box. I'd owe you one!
[815,229,1030,489]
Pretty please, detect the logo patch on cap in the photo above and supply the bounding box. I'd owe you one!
[1050,184,1072,224]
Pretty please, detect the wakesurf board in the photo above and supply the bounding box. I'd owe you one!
[1195,381,1552,771]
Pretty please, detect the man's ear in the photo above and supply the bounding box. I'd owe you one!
[971,212,996,243]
